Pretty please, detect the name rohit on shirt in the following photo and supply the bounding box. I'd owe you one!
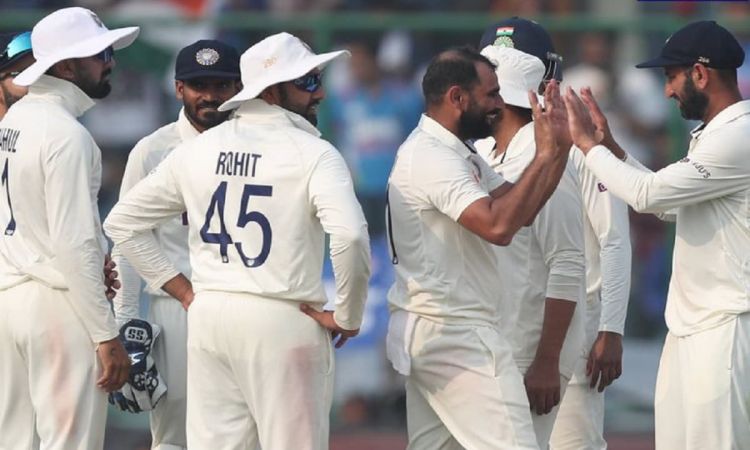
[216,151,262,177]
[0,128,20,153]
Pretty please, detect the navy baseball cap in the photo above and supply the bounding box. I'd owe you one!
[175,39,240,80]
[636,21,744,70]
[479,17,563,81]
[0,31,33,72]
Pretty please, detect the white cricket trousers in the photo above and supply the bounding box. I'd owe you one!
[149,295,188,450]
[405,318,539,450]
[0,280,107,450]
[185,292,333,450]
[517,367,569,450]
[654,312,750,450]
[550,298,606,450]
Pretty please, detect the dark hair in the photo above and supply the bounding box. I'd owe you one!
[422,46,495,107]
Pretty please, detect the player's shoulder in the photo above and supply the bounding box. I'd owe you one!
[129,121,181,160]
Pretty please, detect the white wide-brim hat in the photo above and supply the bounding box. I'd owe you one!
[218,32,349,112]
[480,45,545,109]
[15,7,139,87]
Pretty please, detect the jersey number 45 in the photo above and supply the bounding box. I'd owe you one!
[200,181,272,268]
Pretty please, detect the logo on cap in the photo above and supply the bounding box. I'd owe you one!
[196,48,220,66]
[493,36,515,48]
[263,56,278,68]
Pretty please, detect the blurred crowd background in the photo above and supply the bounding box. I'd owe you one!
[2,0,750,448]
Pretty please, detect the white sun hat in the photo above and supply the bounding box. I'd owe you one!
[480,45,545,109]
[14,7,139,87]
[218,32,350,112]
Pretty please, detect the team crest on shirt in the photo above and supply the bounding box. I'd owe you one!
[597,182,607,192]
[196,48,220,66]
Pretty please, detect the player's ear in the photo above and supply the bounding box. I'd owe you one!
[175,80,184,100]
[447,85,466,111]
[259,84,281,106]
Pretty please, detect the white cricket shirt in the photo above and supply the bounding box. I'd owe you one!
[104,99,371,330]
[585,100,750,336]
[386,115,506,326]
[570,148,631,335]
[475,123,586,376]
[111,109,198,322]
[0,75,117,343]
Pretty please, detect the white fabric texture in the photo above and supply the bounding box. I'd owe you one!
[475,125,587,378]
[386,114,505,326]
[186,292,333,450]
[654,313,750,449]
[0,75,117,343]
[405,318,538,450]
[104,99,370,331]
[0,281,108,450]
[584,100,750,336]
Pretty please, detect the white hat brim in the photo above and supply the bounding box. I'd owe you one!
[14,26,140,87]
[218,49,349,112]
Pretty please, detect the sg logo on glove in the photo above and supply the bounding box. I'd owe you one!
[108,319,167,413]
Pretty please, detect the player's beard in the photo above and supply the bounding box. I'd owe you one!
[279,85,319,126]
[75,67,112,99]
[675,75,708,121]
[459,101,497,140]
[185,101,231,131]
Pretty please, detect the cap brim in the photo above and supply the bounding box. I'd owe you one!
[635,55,689,69]
[14,26,140,87]
[502,87,544,109]
[218,49,349,112]
[176,70,241,81]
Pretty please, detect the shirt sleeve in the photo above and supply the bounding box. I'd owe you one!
[415,147,499,221]
[44,132,117,343]
[308,147,371,330]
[111,144,148,323]
[585,132,750,213]
[532,163,585,303]
[577,155,632,335]
[103,150,184,292]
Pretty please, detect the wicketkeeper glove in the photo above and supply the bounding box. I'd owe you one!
[108,319,167,413]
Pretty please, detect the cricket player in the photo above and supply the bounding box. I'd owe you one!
[385,46,572,450]
[480,18,633,449]
[563,20,750,450]
[0,7,138,449]
[474,45,587,449]
[111,39,241,449]
[0,31,34,120]
[104,32,370,450]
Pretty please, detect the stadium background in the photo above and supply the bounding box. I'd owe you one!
[2,0,749,448]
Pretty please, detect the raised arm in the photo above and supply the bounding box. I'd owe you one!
[459,80,572,244]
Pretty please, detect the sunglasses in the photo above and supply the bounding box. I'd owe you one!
[292,72,323,93]
[2,31,32,61]
[95,46,114,64]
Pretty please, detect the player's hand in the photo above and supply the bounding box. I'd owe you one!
[563,86,599,153]
[531,79,570,160]
[587,331,623,392]
[96,337,131,392]
[524,356,561,415]
[300,304,359,348]
[103,255,121,301]
[579,87,627,160]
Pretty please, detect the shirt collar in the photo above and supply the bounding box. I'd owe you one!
[26,75,96,118]
[232,99,322,138]
[176,107,201,141]
[419,114,475,159]
[691,99,750,139]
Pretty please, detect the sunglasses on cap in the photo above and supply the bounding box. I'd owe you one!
[95,46,114,64]
[2,31,32,61]
[292,72,323,93]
